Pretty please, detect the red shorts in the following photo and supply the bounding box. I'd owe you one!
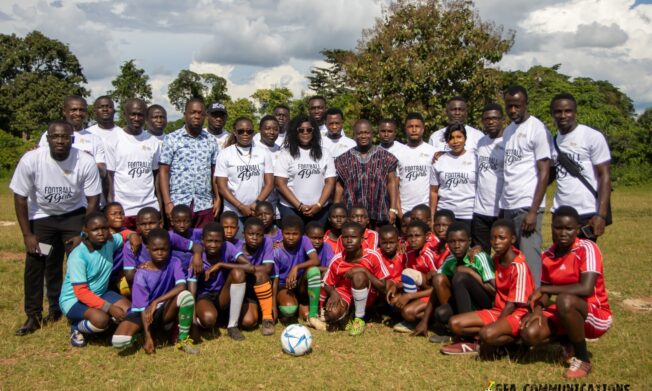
[335,284,378,308]
[476,307,529,336]
[543,304,612,339]
[123,215,138,230]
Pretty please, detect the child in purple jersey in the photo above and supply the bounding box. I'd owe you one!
[111,229,199,354]
[256,201,283,245]
[221,211,244,249]
[306,221,335,272]
[169,204,204,272]
[188,223,248,341]
[122,208,203,285]
[104,202,141,292]
[273,216,322,325]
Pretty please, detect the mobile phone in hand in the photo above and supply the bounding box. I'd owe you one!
[580,225,595,239]
[38,242,53,256]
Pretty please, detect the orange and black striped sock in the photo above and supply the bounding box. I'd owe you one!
[254,281,273,320]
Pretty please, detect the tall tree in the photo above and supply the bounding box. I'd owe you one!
[251,87,293,117]
[638,107,652,131]
[0,31,89,139]
[315,0,513,137]
[225,98,257,130]
[167,70,229,113]
[107,59,152,125]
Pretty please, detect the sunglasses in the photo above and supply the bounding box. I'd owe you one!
[236,128,254,136]
[297,127,314,134]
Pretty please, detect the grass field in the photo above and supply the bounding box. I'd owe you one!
[0,179,651,390]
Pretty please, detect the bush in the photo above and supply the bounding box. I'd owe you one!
[0,129,30,177]
[612,160,652,186]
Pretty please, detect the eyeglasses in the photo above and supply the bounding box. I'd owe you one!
[297,127,314,134]
[236,128,254,136]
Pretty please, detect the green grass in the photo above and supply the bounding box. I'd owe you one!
[0,179,651,390]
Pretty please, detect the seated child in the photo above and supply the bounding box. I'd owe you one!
[377,225,406,286]
[169,204,204,271]
[305,221,335,273]
[324,203,347,253]
[334,204,379,252]
[320,222,390,336]
[256,201,283,244]
[398,213,411,254]
[104,202,139,294]
[442,219,534,355]
[520,206,612,379]
[111,229,199,354]
[410,204,439,251]
[387,221,437,332]
[221,211,243,249]
[413,222,495,342]
[59,212,131,347]
[431,210,454,269]
[188,222,247,341]
[271,216,321,328]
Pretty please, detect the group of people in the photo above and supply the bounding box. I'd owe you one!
[9,86,612,379]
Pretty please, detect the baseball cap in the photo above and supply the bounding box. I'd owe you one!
[207,102,227,114]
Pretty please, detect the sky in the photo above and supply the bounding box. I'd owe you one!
[0,0,650,119]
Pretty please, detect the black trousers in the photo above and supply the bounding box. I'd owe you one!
[24,208,85,317]
[434,272,493,326]
[471,213,498,254]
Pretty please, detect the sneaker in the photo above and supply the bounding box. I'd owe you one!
[440,341,479,355]
[176,338,200,355]
[261,319,275,336]
[392,321,415,333]
[428,332,452,344]
[70,326,87,348]
[564,357,591,379]
[348,317,366,336]
[344,318,354,332]
[308,317,327,331]
[227,327,245,341]
[560,343,575,366]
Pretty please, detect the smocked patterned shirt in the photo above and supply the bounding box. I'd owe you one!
[160,127,218,212]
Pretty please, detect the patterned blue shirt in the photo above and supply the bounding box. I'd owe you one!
[160,127,218,212]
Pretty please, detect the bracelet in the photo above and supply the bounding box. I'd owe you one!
[595,215,607,221]
[316,201,322,208]
[298,203,304,210]
[389,208,398,214]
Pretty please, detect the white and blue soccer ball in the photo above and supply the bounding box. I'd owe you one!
[280,324,313,356]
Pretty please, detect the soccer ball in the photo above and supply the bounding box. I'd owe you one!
[280,324,313,356]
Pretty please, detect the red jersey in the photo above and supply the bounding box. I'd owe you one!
[323,230,339,253]
[406,246,437,275]
[426,232,441,251]
[334,228,379,253]
[432,243,450,269]
[380,252,407,283]
[493,248,534,311]
[541,238,610,311]
[323,248,389,287]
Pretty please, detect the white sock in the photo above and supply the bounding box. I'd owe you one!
[351,288,369,319]
[76,319,106,334]
[228,283,246,328]
[111,335,133,349]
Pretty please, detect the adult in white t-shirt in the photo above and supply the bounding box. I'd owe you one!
[430,124,477,228]
[254,115,283,219]
[472,103,506,253]
[550,93,611,239]
[397,113,437,217]
[500,86,552,286]
[274,114,336,226]
[378,118,409,158]
[308,96,327,135]
[428,97,484,153]
[205,102,231,152]
[215,117,274,217]
[86,96,122,147]
[10,121,101,336]
[321,108,356,158]
[105,99,161,228]
[146,104,167,144]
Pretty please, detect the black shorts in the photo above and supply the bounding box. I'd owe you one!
[124,303,166,328]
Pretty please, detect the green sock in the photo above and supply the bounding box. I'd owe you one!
[176,290,195,341]
[306,267,321,318]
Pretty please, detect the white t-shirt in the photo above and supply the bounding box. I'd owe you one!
[428,125,485,154]
[321,135,356,158]
[274,147,336,206]
[396,142,437,213]
[148,132,165,149]
[10,148,102,220]
[474,135,505,217]
[215,145,273,216]
[552,124,611,215]
[86,124,122,146]
[105,129,161,216]
[208,130,231,153]
[257,143,282,219]
[38,129,106,164]
[500,116,552,210]
[379,140,409,158]
[319,124,328,136]
[253,132,286,148]
[430,151,477,220]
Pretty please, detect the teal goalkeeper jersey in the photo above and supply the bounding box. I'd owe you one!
[438,252,495,282]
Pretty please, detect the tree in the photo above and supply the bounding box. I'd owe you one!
[107,59,152,125]
[167,70,229,113]
[314,0,513,137]
[225,98,257,130]
[307,49,354,101]
[638,108,652,131]
[0,31,89,139]
[251,87,293,117]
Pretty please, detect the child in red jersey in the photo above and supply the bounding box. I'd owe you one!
[431,210,454,269]
[333,204,379,252]
[377,225,406,285]
[321,222,390,336]
[520,206,612,379]
[410,204,440,251]
[324,203,347,253]
[442,219,534,355]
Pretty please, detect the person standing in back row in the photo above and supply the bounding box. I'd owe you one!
[500,86,552,287]
[429,97,485,154]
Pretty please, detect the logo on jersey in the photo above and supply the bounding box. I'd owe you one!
[237,164,261,181]
[403,165,428,181]
[128,161,152,178]
[443,172,470,188]
[504,149,523,165]
[478,155,499,172]
[297,163,321,179]
[43,186,73,203]
[554,152,583,179]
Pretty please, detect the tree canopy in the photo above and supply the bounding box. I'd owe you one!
[107,59,152,125]
[167,70,229,112]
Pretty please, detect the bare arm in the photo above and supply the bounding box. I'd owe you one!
[215,176,252,217]
[158,164,173,218]
[106,171,115,203]
[334,180,344,203]
[590,162,611,237]
[386,171,398,223]
[14,194,38,254]
[210,165,221,217]
[429,185,439,222]
[275,177,302,209]
[523,158,550,233]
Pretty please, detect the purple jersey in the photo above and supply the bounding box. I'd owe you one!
[170,228,202,273]
[187,242,239,296]
[273,236,316,287]
[317,243,335,268]
[240,237,274,268]
[130,256,186,312]
[267,227,283,244]
[228,238,245,251]
[110,246,124,284]
[123,231,193,270]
